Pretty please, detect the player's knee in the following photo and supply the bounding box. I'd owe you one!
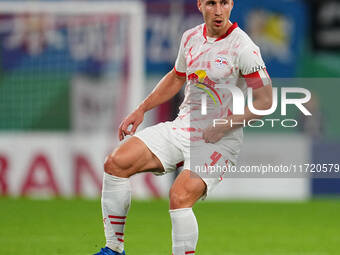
[169,188,192,209]
[104,150,130,177]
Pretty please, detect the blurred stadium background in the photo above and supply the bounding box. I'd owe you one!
[0,0,340,254]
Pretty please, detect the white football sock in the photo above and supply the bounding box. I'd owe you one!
[101,172,131,253]
[170,208,199,255]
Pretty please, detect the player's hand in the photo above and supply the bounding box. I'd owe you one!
[202,124,227,144]
[118,108,145,141]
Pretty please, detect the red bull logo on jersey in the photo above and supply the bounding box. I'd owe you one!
[188,70,222,106]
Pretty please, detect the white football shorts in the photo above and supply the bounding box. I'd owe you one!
[134,121,240,198]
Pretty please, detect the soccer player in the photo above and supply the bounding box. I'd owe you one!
[94,0,272,254]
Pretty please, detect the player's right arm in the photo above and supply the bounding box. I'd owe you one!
[119,30,188,141]
[118,69,186,140]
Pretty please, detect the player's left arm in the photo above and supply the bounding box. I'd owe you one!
[227,44,273,130]
[203,79,272,143]
[226,81,273,127]
[203,45,273,143]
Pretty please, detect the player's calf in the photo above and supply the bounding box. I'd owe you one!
[104,150,133,178]
[169,188,193,209]
[169,170,207,209]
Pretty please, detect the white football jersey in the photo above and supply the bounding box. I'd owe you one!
[172,23,271,153]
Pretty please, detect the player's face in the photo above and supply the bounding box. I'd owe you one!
[197,0,234,38]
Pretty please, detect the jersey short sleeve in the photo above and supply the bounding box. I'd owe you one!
[239,45,265,75]
[174,33,187,77]
[239,44,271,89]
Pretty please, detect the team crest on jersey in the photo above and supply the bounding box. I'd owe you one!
[215,56,229,69]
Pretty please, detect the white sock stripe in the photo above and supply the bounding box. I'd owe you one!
[103,172,129,182]
[173,232,198,241]
[169,207,192,215]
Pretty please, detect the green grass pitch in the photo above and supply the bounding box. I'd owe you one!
[0,198,339,255]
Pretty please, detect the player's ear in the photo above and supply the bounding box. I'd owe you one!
[197,0,202,13]
[231,0,234,10]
